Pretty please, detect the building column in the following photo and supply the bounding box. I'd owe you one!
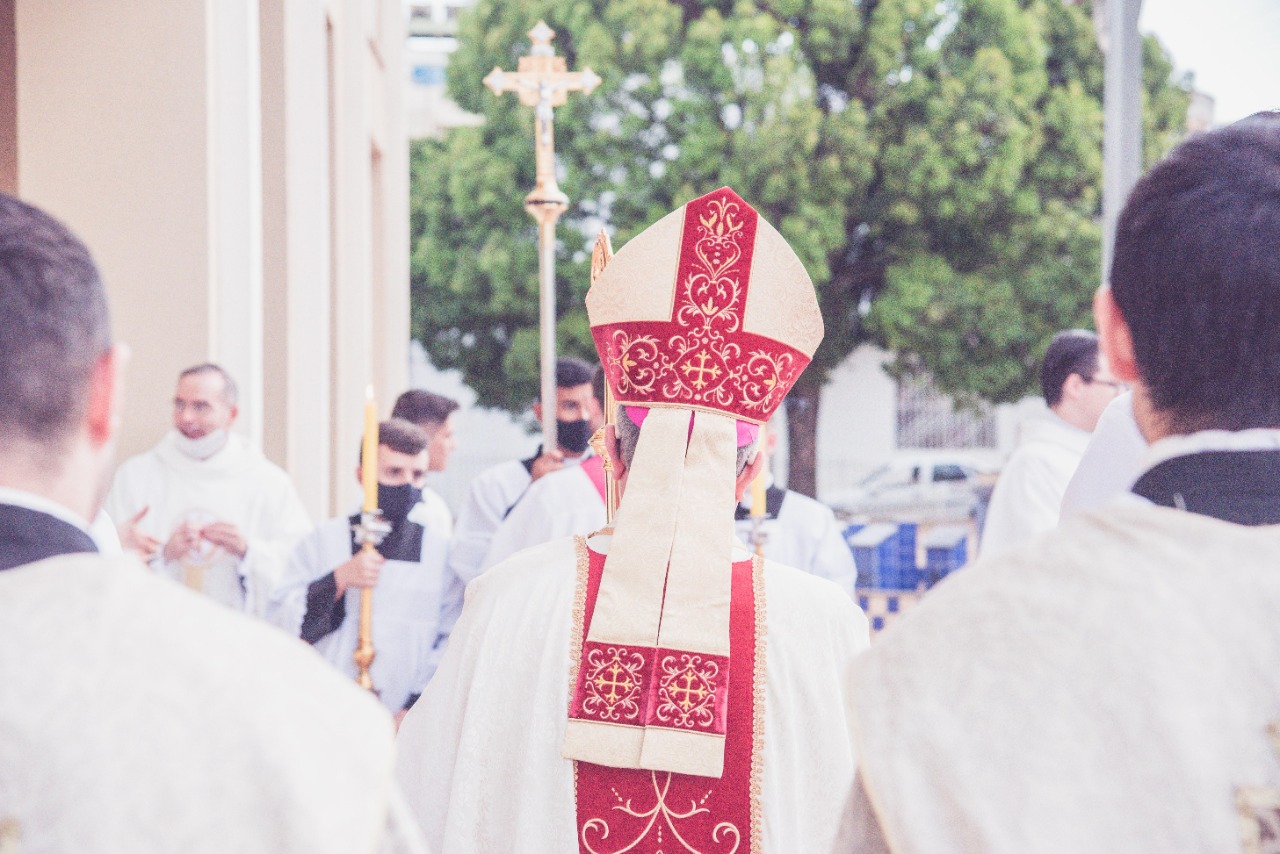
[261,0,334,520]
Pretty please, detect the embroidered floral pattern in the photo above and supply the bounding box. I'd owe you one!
[593,188,808,423]
[580,644,647,723]
[580,771,742,854]
[653,653,721,730]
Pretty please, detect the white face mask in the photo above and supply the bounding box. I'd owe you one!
[173,429,229,461]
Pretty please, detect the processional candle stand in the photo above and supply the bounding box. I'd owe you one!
[352,387,390,692]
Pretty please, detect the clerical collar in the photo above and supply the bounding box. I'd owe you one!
[0,493,99,571]
[1130,430,1280,526]
[0,487,92,533]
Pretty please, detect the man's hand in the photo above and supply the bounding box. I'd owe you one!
[529,449,565,482]
[162,522,202,563]
[200,521,248,558]
[120,506,161,560]
[334,548,384,598]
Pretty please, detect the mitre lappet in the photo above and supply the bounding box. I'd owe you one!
[564,186,823,777]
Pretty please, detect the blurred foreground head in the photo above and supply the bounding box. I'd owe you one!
[0,193,121,516]
[1103,112,1280,436]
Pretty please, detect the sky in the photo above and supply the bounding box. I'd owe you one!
[1139,0,1280,125]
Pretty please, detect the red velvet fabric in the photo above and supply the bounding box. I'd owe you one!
[574,546,758,853]
[592,186,810,424]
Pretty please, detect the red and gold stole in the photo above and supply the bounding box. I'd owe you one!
[569,538,765,854]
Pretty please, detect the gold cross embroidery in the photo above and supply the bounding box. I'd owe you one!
[681,350,723,390]
[668,668,710,712]
[592,661,637,706]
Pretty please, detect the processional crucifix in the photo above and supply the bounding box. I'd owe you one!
[484,21,601,452]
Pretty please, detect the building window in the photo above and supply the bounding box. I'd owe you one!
[895,374,996,449]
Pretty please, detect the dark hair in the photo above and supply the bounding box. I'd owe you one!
[1040,330,1099,407]
[555,356,595,390]
[0,194,111,449]
[358,418,429,465]
[591,365,606,408]
[1110,112,1280,432]
[178,363,238,406]
[391,389,459,433]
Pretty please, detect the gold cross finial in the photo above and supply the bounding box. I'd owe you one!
[482,21,601,108]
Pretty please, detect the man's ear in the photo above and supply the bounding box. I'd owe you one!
[734,447,766,499]
[532,401,544,423]
[227,404,239,426]
[85,344,128,447]
[354,465,363,487]
[604,423,627,481]
[1094,286,1140,383]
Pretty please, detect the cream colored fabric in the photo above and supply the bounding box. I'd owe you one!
[585,193,822,357]
[739,214,823,354]
[0,553,407,854]
[397,533,871,853]
[582,204,684,325]
[582,407,688,645]
[850,503,1280,853]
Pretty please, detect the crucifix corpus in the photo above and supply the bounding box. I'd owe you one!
[484,21,601,452]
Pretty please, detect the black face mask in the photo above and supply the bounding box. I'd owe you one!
[557,418,592,455]
[377,482,422,523]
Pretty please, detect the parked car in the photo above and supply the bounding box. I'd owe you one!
[825,452,1000,523]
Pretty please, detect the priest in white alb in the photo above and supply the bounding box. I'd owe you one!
[397,187,870,853]
[105,363,313,616]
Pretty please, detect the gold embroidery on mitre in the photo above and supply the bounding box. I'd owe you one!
[1238,721,1280,854]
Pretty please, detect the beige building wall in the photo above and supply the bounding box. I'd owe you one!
[6,0,408,520]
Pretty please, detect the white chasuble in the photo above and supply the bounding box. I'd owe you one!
[396,532,869,853]
[0,553,411,854]
[851,502,1280,853]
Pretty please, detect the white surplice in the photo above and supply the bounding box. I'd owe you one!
[0,552,416,854]
[396,532,870,853]
[1059,392,1148,521]
[479,464,606,573]
[850,496,1280,852]
[980,412,1090,558]
[105,430,313,615]
[736,488,857,597]
[269,498,453,712]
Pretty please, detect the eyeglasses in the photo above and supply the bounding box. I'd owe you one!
[1084,377,1127,393]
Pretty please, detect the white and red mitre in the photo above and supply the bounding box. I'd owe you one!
[564,187,822,779]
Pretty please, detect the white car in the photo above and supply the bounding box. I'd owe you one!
[826,453,1000,523]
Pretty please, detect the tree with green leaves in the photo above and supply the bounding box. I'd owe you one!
[410,0,1188,496]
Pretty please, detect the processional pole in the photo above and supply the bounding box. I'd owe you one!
[589,230,618,523]
[484,22,601,452]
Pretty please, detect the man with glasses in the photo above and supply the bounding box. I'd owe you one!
[980,329,1123,557]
